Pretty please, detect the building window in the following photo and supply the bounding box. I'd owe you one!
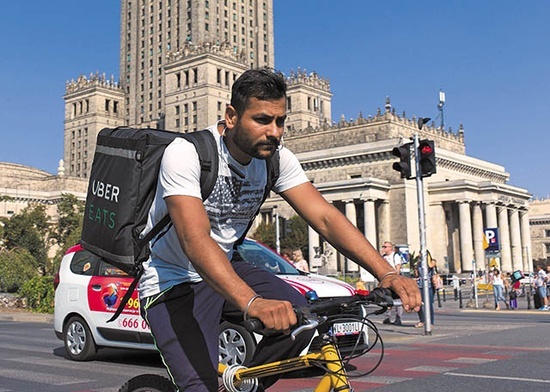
[545,230,550,237]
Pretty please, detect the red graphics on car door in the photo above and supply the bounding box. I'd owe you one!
[87,268,150,333]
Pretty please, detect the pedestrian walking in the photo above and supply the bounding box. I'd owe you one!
[491,269,509,310]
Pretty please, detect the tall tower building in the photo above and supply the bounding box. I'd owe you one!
[120,0,275,128]
[63,73,125,178]
[63,0,332,178]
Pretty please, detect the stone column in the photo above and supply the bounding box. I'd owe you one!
[378,200,390,249]
[520,210,532,272]
[362,198,377,245]
[472,202,485,270]
[498,206,512,271]
[458,200,474,272]
[430,202,447,272]
[509,208,523,271]
[361,198,377,282]
[344,200,358,272]
[308,226,321,272]
[485,202,498,228]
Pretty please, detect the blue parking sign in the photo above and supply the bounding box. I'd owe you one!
[484,228,500,252]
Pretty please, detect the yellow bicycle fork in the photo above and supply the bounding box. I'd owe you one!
[218,342,352,392]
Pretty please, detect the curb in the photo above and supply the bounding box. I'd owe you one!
[0,311,54,323]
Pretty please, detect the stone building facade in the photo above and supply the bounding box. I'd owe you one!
[260,102,532,280]
[0,162,87,225]
[528,198,550,264]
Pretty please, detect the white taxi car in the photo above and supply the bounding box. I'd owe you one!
[54,239,363,363]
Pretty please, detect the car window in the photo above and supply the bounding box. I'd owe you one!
[70,250,101,276]
[237,240,299,275]
[98,261,129,277]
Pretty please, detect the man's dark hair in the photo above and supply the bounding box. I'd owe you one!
[231,68,287,115]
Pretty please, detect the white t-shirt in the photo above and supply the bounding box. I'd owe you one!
[384,252,403,269]
[536,270,547,288]
[138,123,309,298]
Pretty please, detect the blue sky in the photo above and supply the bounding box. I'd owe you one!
[1,1,549,198]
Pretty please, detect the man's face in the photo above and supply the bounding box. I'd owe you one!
[381,244,391,256]
[229,97,286,161]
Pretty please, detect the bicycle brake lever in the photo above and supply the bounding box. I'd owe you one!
[290,317,323,341]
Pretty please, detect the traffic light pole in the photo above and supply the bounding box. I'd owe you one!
[414,133,432,335]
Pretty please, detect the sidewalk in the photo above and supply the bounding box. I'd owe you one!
[0,308,54,323]
[0,286,540,324]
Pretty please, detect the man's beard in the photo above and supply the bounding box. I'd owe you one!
[234,132,280,160]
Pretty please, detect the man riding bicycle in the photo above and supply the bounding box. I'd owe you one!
[138,68,422,392]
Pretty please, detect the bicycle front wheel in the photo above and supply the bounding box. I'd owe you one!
[118,374,175,392]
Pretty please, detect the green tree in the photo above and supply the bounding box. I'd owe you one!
[19,275,55,313]
[252,215,309,257]
[0,248,39,292]
[251,221,276,249]
[49,194,84,274]
[281,215,309,259]
[52,194,84,249]
[1,204,49,273]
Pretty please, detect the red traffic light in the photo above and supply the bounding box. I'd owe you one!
[420,144,433,155]
[418,140,436,177]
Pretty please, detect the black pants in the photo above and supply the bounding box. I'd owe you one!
[141,260,313,392]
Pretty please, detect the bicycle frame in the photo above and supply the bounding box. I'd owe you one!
[218,339,353,392]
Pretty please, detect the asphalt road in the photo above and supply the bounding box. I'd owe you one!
[1,289,549,391]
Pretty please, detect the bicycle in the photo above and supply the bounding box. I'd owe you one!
[118,287,400,392]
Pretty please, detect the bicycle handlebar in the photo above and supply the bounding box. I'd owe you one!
[243,287,402,336]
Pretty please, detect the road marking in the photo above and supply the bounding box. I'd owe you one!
[0,368,93,385]
[446,357,498,364]
[0,343,51,354]
[3,355,164,377]
[406,365,458,373]
[355,375,413,384]
[445,372,550,384]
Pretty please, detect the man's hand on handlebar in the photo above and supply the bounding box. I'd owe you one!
[377,274,421,312]
[245,298,297,335]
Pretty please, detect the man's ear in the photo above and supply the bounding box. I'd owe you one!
[225,105,237,128]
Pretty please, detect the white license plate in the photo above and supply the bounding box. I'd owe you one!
[333,321,362,336]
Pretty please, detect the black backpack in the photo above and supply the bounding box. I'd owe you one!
[80,126,280,321]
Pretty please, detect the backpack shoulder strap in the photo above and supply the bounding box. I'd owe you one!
[135,130,218,252]
[182,129,219,200]
[264,149,281,201]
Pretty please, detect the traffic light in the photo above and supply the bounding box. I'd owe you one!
[418,139,436,177]
[392,142,413,179]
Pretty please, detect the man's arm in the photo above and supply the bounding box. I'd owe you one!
[281,182,421,311]
[165,195,296,332]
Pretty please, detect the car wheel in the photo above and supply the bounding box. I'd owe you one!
[218,321,256,366]
[63,315,97,361]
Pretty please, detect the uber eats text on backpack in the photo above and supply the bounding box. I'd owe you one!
[88,180,120,229]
